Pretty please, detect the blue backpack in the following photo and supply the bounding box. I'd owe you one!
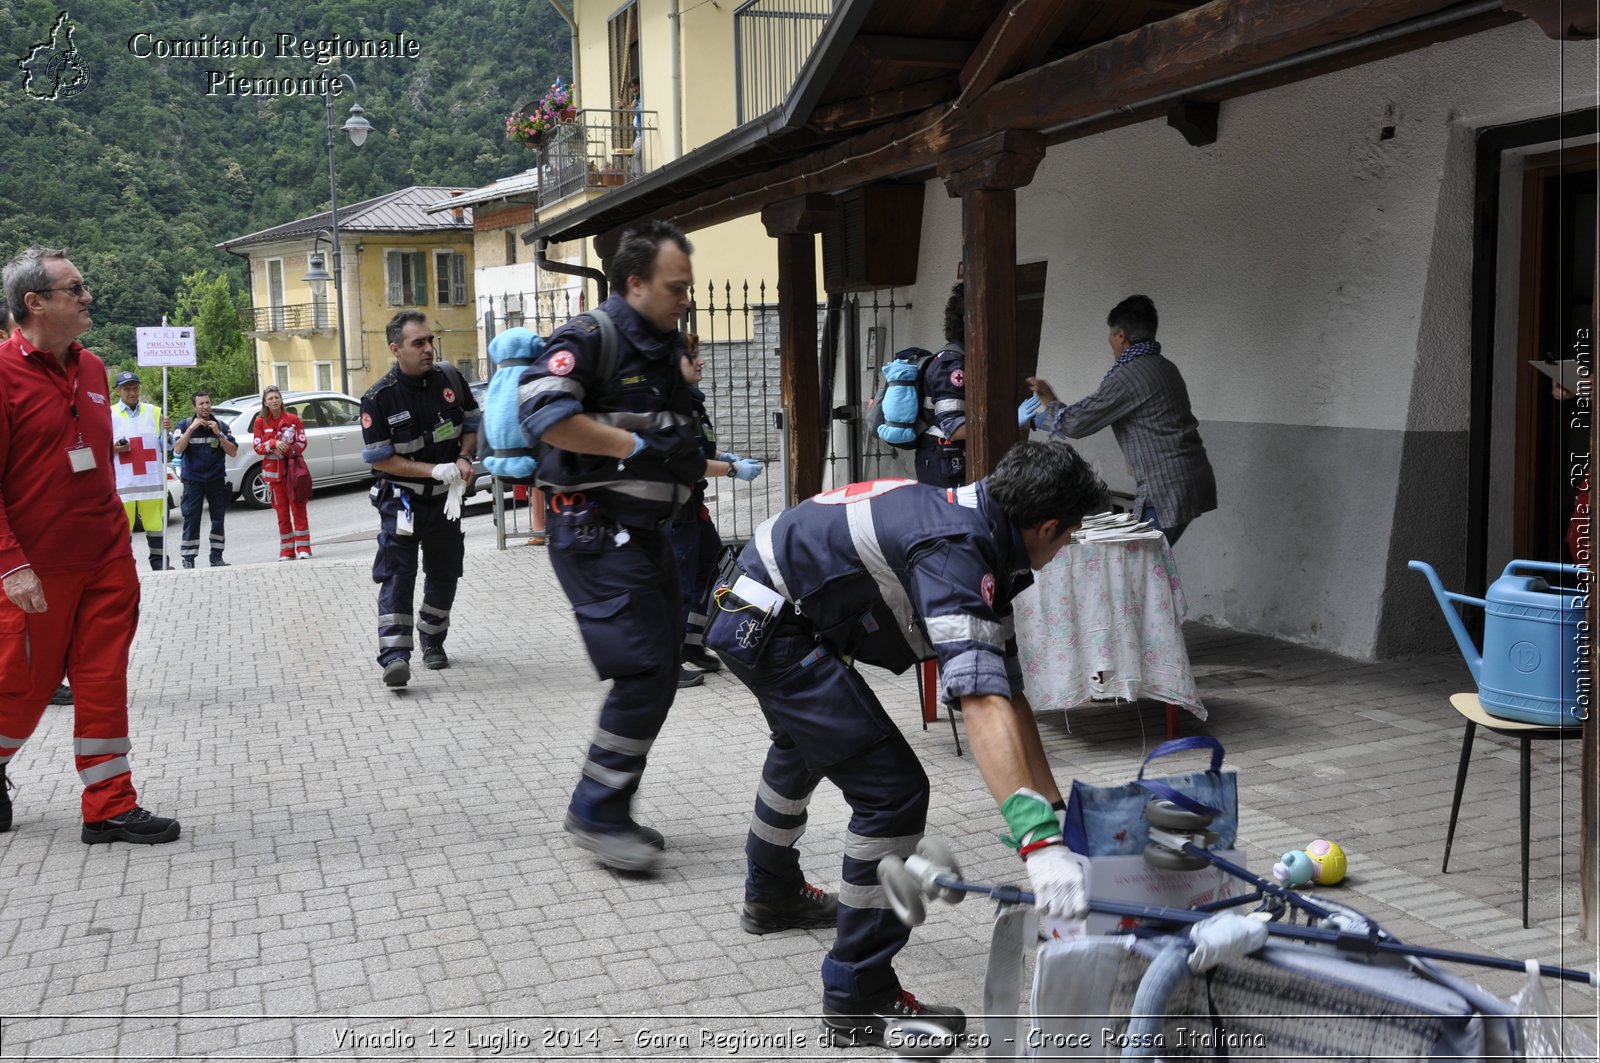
[481,309,618,483]
[865,347,933,449]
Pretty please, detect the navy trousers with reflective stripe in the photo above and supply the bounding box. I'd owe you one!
[372,492,464,665]
[721,629,929,1012]
[179,478,229,561]
[548,523,680,830]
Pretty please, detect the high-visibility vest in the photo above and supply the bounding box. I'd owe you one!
[109,401,164,501]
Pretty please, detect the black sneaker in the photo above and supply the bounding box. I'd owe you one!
[563,811,665,851]
[422,646,450,670]
[181,558,196,569]
[741,882,838,934]
[0,765,13,833]
[382,659,410,688]
[81,806,181,845]
[821,990,966,1049]
[49,683,73,706]
[682,647,723,673]
[677,666,705,688]
[562,815,662,872]
[210,558,229,568]
[149,556,164,571]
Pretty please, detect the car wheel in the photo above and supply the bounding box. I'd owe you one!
[241,464,273,509]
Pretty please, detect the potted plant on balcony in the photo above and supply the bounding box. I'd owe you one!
[505,78,577,151]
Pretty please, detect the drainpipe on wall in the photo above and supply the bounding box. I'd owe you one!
[354,242,366,385]
[669,0,683,160]
[538,237,608,303]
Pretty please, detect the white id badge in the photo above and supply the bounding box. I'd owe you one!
[396,507,415,536]
[67,445,97,473]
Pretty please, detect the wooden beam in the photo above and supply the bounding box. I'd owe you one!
[850,34,973,70]
[808,76,959,134]
[938,129,1046,195]
[762,199,830,504]
[958,189,1020,480]
[658,0,1470,235]
[959,0,1093,98]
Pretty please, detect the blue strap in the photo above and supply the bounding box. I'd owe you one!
[1135,778,1219,818]
[1136,735,1224,778]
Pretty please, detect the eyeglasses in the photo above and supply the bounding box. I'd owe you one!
[35,282,91,298]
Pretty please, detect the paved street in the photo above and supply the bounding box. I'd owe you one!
[0,526,1595,1059]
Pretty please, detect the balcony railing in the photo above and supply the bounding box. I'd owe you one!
[247,303,331,334]
[538,108,659,208]
[734,0,833,125]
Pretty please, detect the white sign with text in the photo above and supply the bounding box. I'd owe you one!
[135,327,198,367]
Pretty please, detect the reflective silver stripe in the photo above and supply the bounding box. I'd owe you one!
[591,728,653,757]
[393,436,426,454]
[838,881,891,910]
[209,534,225,546]
[844,830,920,862]
[519,376,585,405]
[181,538,200,548]
[79,756,131,786]
[378,613,414,626]
[75,737,132,756]
[753,516,791,599]
[415,617,449,635]
[420,607,451,620]
[534,476,686,503]
[581,759,639,790]
[934,399,965,415]
[845,501,931,657]
[749,817,807,848]
[955,484,980,509]
[379,634,414,649]
[924,614,1006,649]
[591,410,697,431]
[757,780,812,817]
[0,732,26,751]
[687,610,707,626]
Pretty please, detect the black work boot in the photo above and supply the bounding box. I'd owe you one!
[422,646,450,670]
[741,881,838,934]
[682,646,722,673]
[82,806,181,845]
[821,989,966,1049]
[382,659,410,688]
[0,764,13,832]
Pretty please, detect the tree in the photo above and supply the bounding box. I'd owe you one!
[166,270,257,415]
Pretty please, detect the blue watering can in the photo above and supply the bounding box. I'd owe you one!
[1408,559,1586,726]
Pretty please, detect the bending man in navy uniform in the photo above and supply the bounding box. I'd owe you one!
[706,440,1107,1047]
[517,220,709,873]
[359,311,480,689]
[913,283,967,488]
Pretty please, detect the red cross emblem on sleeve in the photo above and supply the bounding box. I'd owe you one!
[118,437,159,475]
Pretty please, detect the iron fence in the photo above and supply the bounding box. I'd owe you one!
[246,303,328,333]
[823,291,917,487]
[734,0,834,125]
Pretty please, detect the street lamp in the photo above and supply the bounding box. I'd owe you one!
[303,73,374,396]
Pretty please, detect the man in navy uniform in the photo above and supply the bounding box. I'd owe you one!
[169,390,238,567]
[913,282,968,488]
[517,220,708,873]
[360,311,480,688]
[706,440,1107,1047]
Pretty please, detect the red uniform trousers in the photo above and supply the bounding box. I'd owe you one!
[271,492,310,558]
[0,556,141,821]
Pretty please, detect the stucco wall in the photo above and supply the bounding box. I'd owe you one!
[908,19,1597,660]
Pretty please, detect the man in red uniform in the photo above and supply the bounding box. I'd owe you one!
[0,246,180,843]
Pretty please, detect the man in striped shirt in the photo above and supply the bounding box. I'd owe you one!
[1023,294,1216,544]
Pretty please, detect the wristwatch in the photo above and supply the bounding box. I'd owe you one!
[725,462,736,479]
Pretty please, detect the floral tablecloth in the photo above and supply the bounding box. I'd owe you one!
[1014,537,1206,720]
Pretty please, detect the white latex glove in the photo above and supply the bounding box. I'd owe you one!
[443,479,466,521]
[1187,912,1268,972]
[431,462,463,486]
[1025,845,1089,919]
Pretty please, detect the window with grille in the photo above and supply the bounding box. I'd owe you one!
[385,250,429,306]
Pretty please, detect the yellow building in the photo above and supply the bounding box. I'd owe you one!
[438,0,831,351]
[219,186,478,397]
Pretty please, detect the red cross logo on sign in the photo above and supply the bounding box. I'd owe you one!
[117,438,159,475]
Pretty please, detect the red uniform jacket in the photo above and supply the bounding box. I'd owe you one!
[252,411,307,488]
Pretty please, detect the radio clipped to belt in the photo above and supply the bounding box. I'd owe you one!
[550,492,604,553]
[704,562,790,668]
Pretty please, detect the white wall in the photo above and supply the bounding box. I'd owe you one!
[908,20,1598,659]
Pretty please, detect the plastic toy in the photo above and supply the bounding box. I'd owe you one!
[1272,839,1347,886]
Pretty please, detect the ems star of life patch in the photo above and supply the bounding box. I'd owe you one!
[549,351,576,376]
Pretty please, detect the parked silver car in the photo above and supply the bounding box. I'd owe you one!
[179,390,370,509]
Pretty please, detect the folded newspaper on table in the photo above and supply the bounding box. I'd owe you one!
[1071,510,1164,543]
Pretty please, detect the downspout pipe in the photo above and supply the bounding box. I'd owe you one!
[669,0,683,159]
[537,237,609,303]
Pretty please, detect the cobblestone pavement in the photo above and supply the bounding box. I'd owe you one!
[0,526,1595,1059]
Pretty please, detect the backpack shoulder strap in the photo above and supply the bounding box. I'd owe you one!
[588,307,620,394]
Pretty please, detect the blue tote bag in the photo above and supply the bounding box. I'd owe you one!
[1062,736,1239,858]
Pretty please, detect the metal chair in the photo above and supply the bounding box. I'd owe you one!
[1441,692,1581,927]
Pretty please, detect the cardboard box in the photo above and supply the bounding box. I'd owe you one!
[1045,849,1247,942]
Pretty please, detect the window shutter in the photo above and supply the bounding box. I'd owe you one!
[412,252,429,305]
[435,252,450,305]
[386,251,403,305]
[451,254,467,305]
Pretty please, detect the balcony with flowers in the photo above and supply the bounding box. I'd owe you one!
[505,80,656,209]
